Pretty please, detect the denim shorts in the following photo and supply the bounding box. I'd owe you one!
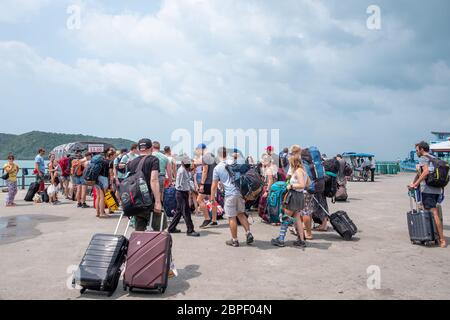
[97,176,109,190]
[72,176,85,185]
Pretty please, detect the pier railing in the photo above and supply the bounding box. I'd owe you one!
[1,168,36,190]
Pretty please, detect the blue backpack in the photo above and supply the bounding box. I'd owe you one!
[302,146,325,194]
[83,154,104,186]
[265,181,287,224]
[163,186,177,217]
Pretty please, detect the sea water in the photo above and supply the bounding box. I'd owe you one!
[0,160,49,188]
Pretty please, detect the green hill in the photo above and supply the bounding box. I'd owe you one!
[0,131,136,160]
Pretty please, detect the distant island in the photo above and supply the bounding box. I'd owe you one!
[0,131,136,160]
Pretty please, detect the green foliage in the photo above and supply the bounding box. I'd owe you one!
[0,131,136,160]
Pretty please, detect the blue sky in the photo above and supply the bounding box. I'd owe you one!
[0,0,449,160]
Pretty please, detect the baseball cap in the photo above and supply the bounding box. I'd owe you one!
[266,146,273,152]
[181,155,191,165]
[197,143,207,150]
[138,138,153,151]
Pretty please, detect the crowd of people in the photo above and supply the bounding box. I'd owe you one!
[2,139,446,249]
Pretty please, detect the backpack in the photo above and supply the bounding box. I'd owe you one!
[301,147,325,194]
[265,181,287,224]
[163,186,177,218]
[83,154,104,186]
[119,156,154,216]
[323,158,340,175]
[70,159,83,177]
[226,164,264,201]
[324,174,338,199]
[59,157,70,176]
[335,183,348,201]
[423,155,450,188]
[344,163,353,177]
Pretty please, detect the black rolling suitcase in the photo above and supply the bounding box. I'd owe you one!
[313,196,357,240]
[407,189,440,246]
[72,213,130,296]
[24,182,39,201]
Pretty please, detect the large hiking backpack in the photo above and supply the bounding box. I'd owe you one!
[301,147,325,194]
[226,164,264,201]
[265,181,287,224]
[119,156,154,216]
[424,155,450,188]
[71,159,83,177]
[83,154,104,186]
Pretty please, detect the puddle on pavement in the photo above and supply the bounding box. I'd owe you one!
[0,215,68,245]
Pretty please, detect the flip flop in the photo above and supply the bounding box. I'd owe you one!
[313,227,329,232]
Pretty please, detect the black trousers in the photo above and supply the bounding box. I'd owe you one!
[371,168,375,182]
[168,190,195,234]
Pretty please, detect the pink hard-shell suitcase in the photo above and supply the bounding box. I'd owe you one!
[123,212,172,293]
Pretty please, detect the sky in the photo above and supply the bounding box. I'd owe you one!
[0,0,449,160]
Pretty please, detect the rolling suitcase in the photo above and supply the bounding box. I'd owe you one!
[123,212,172,294]
[24,182,39,201]
[313,196,357,240]
[73,213,130,296]
[407,189,440,246]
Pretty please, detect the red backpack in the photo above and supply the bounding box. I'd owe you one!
[59,157,70,176]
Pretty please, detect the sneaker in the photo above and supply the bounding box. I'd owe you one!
[77,202,82,208]
[209,221,218,227]
[169,229,182,234]
[246,232,254,244]
[199,220,212,229]
[81,203,90,208]
[187,231,200,237]
[293,239,307,248]
[226,239,240,247]
[271,238,285,247]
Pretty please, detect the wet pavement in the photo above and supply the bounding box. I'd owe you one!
[0,215,68,245]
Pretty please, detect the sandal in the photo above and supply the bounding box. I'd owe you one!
[99,214,109,218]
[440,240,447,248]
[313,227,329,232]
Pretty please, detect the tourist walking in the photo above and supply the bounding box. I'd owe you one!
[167,156,200,237]
[34,148,46,193]
[211,147,254,247]
[197,144,218,228]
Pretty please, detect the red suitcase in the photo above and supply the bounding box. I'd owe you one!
[123,212,172,293]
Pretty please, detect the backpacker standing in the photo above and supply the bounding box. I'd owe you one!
[409,141,447,248]
[211,147,254,247]
[34,148,46,194]
[125,138,163,231]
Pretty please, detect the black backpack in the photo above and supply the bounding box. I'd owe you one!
[226,164,264,201]
[424,155,449,188]
[119,156,154,216]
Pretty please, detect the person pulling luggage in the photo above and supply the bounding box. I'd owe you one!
[168,156,200,237]
[408,141,447,248]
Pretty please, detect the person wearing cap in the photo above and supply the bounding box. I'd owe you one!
[167,156,200,237]
[196,143,218,229]
[126,138,163,231]
[263,146,280,170]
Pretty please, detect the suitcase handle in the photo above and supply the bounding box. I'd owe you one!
[149,210,167,232]
[114,211,131,236]
[408,187,420,212]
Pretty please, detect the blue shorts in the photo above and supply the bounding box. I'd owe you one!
[422,193,440,210]
[72,176,85,185]
[97,176,109,190]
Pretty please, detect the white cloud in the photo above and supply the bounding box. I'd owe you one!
[0,0,52,23]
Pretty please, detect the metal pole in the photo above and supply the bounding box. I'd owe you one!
[22,169,25,190]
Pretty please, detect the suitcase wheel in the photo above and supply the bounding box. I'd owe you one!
[123,284,128,292]
[107,291,114,297]
[159,286,166,294]
[80,287,86,294]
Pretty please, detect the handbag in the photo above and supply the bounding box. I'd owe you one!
[1,172,9,180]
